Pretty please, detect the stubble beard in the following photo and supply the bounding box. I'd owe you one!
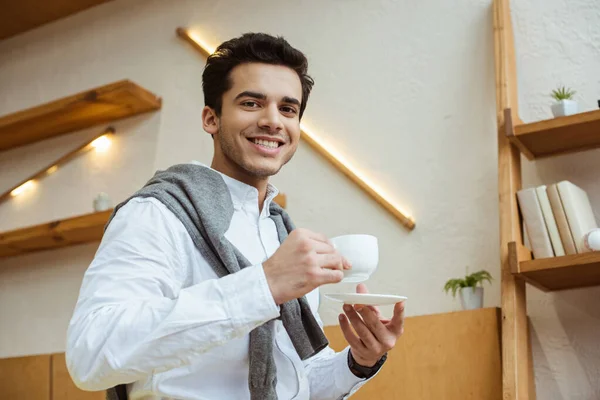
[216,125,294,179]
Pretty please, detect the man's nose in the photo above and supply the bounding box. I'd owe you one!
[258,104,284,133]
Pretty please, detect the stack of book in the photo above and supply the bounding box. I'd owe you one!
[517,181,599,259]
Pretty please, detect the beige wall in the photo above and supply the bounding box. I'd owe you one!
[0,0,598,398]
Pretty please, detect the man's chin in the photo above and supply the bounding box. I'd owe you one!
[245,161,283,178]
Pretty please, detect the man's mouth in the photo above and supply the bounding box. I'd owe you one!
[248,138,284,149]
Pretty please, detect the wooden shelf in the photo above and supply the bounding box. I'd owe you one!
[0,80,161,152]
[505,108,600,160]
[0,210,113,259]
[0,193,288,259]
[509,242,600,291]
[0,0,114,40]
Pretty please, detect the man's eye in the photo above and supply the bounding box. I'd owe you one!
[281,106,297,114]
[242,101,259,107]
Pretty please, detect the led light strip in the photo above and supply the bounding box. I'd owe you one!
[176,27,415,230]
[0,127,115,204]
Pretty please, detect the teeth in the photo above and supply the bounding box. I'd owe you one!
[252,138,279,149]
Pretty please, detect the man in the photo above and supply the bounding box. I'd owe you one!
[66,32,405,400]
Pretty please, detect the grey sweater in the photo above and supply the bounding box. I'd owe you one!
[104,163,328,400]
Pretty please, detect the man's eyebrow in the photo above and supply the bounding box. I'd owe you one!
[234,91,266,100]
[234,91,300,107]
[282,96,301,107]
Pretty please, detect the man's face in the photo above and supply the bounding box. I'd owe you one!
[207,63,303,183]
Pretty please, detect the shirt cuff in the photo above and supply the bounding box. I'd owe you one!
[224,264,280,332]
[335,347,368,389]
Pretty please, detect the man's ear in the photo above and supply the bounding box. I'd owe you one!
[202,106,219,136]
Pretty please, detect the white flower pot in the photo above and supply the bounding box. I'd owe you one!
[93,192,112,212]
[459,287,483,310]
[551,100,578,117]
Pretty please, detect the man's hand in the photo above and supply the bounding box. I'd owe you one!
[339,284,405,367]
[263,228,351,305]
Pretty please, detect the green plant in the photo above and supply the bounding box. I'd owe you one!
[443,269,493,298]
[550,86,576,101]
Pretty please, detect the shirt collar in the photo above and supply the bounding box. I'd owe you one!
[189,161,279,217]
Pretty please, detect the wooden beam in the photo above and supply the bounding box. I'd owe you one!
[176,27,415,231]
[493,0,536,399]
[0,127,114,205]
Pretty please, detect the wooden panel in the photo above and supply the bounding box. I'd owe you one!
[516,249,600,291]
[324,308,502,399]
[512,109,600,159]
[52,354,104,400]
[0,210,113,259]
[0,80,161,152]
[0,0,114,40]
[0,354,50,400]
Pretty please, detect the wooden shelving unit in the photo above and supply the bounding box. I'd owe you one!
[494,1,600,399]
[0,80,161,152]
[0,210,113,259]
[506,108,600,160]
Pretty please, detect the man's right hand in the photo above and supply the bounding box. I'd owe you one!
[263,228,352,305]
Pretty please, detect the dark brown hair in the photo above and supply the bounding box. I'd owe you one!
[202,33,314,120]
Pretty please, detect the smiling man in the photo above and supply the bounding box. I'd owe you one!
[66,33,405,400]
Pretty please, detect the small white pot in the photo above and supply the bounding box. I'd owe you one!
[459,287,483,310]
[551,99,578,117]
[93,192,112,212]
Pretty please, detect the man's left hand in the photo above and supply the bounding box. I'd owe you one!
[339,283,405,367]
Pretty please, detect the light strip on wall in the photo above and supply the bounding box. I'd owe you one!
[176,27,415,230]
[0,127,115,204]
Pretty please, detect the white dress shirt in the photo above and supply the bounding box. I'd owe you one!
[66,162,370,400]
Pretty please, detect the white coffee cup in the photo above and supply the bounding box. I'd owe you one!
[330,234,378,282]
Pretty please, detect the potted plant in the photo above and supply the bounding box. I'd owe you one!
[550,86,578,117]
[443,269,493,310]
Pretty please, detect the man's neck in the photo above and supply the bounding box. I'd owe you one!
[210,159,269,212]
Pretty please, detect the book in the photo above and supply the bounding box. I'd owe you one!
[535,185,565,256]
[516,187,554,259]
[556,181,599,253]
[546,183,577,255]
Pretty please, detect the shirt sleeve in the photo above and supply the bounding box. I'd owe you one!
[66,198,280,391]
[302,292,381,400]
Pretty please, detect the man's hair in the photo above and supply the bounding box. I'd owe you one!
[202,33,314,120]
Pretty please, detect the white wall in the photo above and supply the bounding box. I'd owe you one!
[0,0,598,398]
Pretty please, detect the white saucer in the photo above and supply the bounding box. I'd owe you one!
[324,293,407,306]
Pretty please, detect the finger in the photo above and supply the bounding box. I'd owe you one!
[310,240,336,254]
[388,302,405,336]
[343,305,380,350]
[356,306,390,343]
[342,256,352,270]
[305,230,331,244]
[356,283,369,294]
[315,268,344,285]
[354,284,382,317]
[318,253,344,270]
[339,314,367,352]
